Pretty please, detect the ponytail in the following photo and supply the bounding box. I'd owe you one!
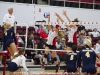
[12,49,24,59]
[72,45,77,53]
[3,22,10,29]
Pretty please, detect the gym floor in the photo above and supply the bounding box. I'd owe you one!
[1,70,65,75]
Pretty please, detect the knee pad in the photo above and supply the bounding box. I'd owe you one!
[53,57,57,61]
[44,54,48,58]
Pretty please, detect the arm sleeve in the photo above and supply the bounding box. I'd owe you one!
[22,56,29,71]
[77,51,81,68]
[93,52,96,64]
[12,28,17,45]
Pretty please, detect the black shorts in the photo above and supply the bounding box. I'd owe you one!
[8,62,19,72]
[66,64,77,72]
[5,39,13,47]
[82,64,97,74]
[45,44,56,49]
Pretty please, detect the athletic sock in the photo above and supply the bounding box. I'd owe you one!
[64,68,66,72]
[41,62,45,68]
[56,65,59,73]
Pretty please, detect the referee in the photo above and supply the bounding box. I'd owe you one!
[3,7,16,32]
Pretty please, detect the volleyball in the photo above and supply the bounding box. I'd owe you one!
[43,12,50,18]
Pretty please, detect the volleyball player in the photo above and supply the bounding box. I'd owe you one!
[55,10,77,43]
[77,39,97,75]
[3,22,17,59]
[64,43,78,75]
[8,49,30,75]
[42,13,60,73]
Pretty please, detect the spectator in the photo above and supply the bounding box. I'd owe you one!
[34,25,39,33]
[42,25,49,34]
[96,39,100,52]
[27,33,35,48]
[56,40,61,50]
[61,38,66,50]
[31,43,43,64]
[37,25,44,34]
[16,33,24,47]
[77,33,85,46]
[91,44,99,53]
[89,28,100,37]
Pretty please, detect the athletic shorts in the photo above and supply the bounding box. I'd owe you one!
[66,64,77,72]
[45,44,56,49]
[5,39,13,47]
[82,64,97,74]
[8,62,19,72]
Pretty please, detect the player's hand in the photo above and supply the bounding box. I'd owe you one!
[62,10,67,16]
[55,12,59,17]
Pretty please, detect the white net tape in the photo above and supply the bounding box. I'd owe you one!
[17,22,100,25]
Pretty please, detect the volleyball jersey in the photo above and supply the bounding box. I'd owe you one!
[3,28,17,44]
[66,52,78,72]
[66,52,77,65]
[12,55,28,71]
[68,27,77,42]
[77,48,96,67]
[46,30,57,45]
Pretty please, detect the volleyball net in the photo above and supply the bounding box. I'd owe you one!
[15,21,100,52]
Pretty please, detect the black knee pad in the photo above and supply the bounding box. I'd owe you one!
[44,54,48,58]
[53,57,57,61]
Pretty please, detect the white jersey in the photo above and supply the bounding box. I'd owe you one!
[46,30,57,45]
[3,13,15,27]
[12,55,28,71]
[68,27,77,42]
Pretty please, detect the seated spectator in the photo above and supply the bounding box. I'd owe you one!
[84,35,92,42]
[16,33,24,47]
[96,39,100,52]
[42,25,49,34]
[61,38,66,50]
[56,40,61,50]
[37,25,44,34]
[91,44,99,53]
[89,28,100,37]
[34,25,39,33]
[80,29,87,36]
[27,33,35,48]
[77,33,85,46]
[31,43,43,64]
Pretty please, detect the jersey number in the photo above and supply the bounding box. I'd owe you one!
[70,55,74,60]
[85,52,90,58]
